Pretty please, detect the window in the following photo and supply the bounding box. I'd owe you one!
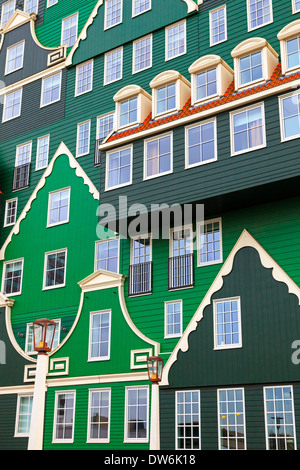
[169,227,193,290]
[280,91,300,141]
[4,198,17,227]
[36,135,50,170]
[15,395,33,437]
[186,119,217,168]
[104,47,123,84]
[125,387,149,442]
[239,51,263,87]
[196,68,217,101]
[218,388,246,450]
[230,103,265,155]
[43,249,67,289]
[24,0,38,14]
[144,133,172,179]
[150,70,191,118]
[105,0,122,29]
[129,236,152,296]
[5,41,25,75]
[165,300,182,338]
[62,13,78,48]
[106,146,132,190]
[2,259,23,296]
[89,310,111,361]
[278,21,300,75]
[77,121,90,157]
[14,142,31,191]
[133,0,151,16]
[53,392,75,443]
[41,72,62,107]
[210,5,227,46]
[25,319,60,355]
[247,0,273,31]
[1,0,15,28]
[87,389,111,442]
[97,113,114,142]
[176,391,200,450]
[47,0,58,6]
[293,0,300,13]
[156,83,176,116]
[213,298,242,349]
[3,88,22,122]
[95,238,119,273]
[75,60,93,96]
[48,188,70,227]
[133,35,152,73]
[16,142,31,167]
[119,98,138,128]
[166,20,186,60]
[197,218,222,266]
[286,36,300,71]
[264,385,296,450]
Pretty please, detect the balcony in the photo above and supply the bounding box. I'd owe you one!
[13,163,30,191]
[128,261,152,296]
[168,253,194,290]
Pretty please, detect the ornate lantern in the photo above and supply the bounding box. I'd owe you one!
[32,318,56,354]
[147,356,163,383]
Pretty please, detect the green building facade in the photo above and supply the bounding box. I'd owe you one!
[0,0,300,451]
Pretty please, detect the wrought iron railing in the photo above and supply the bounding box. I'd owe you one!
[13,163,30,191]
[168,253,194,290]
[128,261,153,296]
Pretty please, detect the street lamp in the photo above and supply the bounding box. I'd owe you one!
[147,356,163,450]
[28,318,56,450]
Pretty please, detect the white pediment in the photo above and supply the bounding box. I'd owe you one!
[1,10,35,34]
[78,269,125,292]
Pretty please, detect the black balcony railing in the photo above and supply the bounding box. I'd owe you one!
[128,261,152,296]
[13,163,30,191]
[168,253,194,290]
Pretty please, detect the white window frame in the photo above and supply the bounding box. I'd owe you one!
[76,120,91,157]
[197,217,223,267]
[104,0,123,30]
[14,394,33,437]
[175,390,201,450]
[87,388,111,443]
[61,12,78,48]
[105,144,132,190]
[47,187,71,227]
[2,88,22,122]
[5,41,25,75]
[263,385,297,450]
[40,72,62,108]
[25,319,61,355]
[47,0,58,6]
[247,0,273,32]
[43,248,67,290]
[94,237,120,273]
[53,391,76,444]
[104,47,123,85]
[185,118,217,169]
[97,111,115,140]
[143,132,173,180]
[2,258,24,297]
[217,387,246,450]
[15,141,32,167]
[24,0,38,14]
[132,0,151,17]
[209,5,227,47]
[279,90,300,142]
[292,0,300,13]
[130,233,152,265]
[230,102,266,156]
[118,97,138,129]
[164,300,183,339]
[124,386,149,443]
[36,134,50,170]
[165,20,186,61]
[75,59,93,97]
[4,197,18,227]
[213,297,242,350]
[1,0,16,29]
[88,310,111,362]
[132,34,152,74]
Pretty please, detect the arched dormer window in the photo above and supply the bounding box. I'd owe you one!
[278,20,300,75]
[188,55,233,106]
[113,84,152,130]
[231,37,278,91]
[150,70,190,119]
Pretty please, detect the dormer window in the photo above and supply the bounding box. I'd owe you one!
[231,38,278,91]
[5,41,25,75]
[278,20,300,75]
[189,55,233,106]
[113,84,151,130]
[150,70,190,119]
